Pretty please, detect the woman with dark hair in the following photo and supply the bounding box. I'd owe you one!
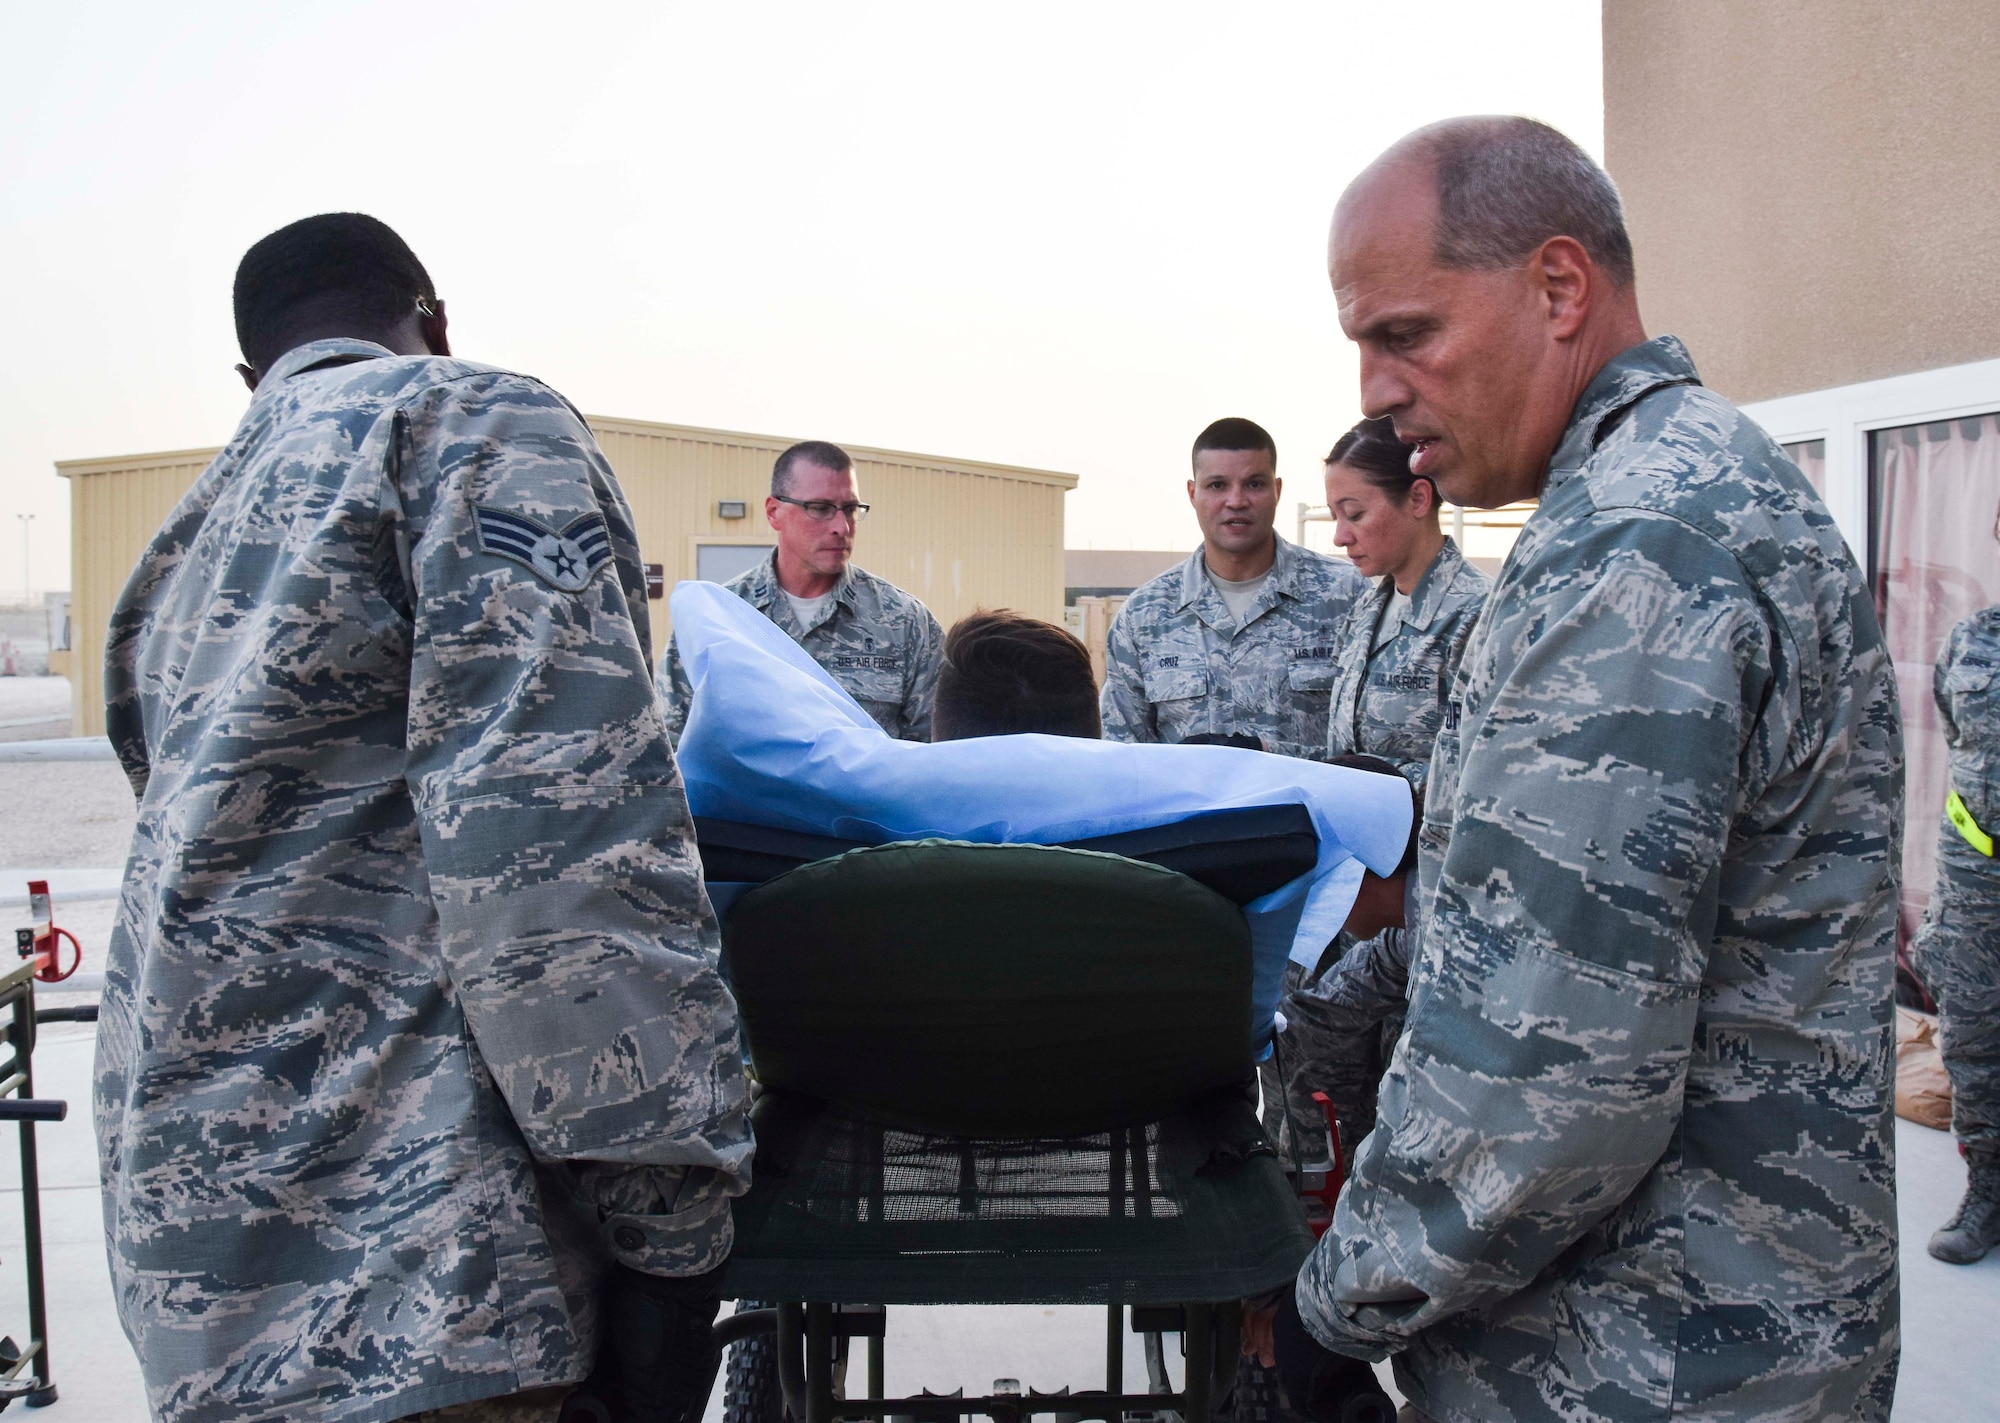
[1277,416,1493,1155]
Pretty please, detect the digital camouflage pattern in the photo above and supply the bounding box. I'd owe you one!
[656,550,943,743]
[1296,337,1904,1422]
[1100,536,1364,759]
[1322,536,1490,793]
[1276,539,1492,1150]
[96,339,753,1423]
[1912,605,2000,1153]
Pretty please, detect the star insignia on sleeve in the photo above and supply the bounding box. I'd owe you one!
[474,505,615,592]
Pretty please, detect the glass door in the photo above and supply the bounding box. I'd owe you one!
[1868,413,2000,1000]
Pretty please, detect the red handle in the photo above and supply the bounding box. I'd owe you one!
[1297,1090,1349,1238]
[32,926,82,984]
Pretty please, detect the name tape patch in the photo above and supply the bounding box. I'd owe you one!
[475,505,614,592]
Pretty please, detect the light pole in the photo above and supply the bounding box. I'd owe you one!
[15,514,30,601]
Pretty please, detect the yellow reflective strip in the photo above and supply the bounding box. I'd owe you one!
[1948,789,1995,857]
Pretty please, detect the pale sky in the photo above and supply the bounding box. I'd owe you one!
[0,2,1602,595]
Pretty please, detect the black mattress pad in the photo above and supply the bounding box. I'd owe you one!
[694,802,1318,906]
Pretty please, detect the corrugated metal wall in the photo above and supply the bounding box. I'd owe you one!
[56,417,1076,736]
[57,448,221,737]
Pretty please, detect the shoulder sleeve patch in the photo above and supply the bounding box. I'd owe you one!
[474,504,613,592]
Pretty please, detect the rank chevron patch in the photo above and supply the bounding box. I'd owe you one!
[474,505,615,592]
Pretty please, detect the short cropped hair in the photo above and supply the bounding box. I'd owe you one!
[1191,418,1276,475]
[772,440,854,496]
[233,213,435,373]
[932,610,1101,742]
[1407,116,1634,288]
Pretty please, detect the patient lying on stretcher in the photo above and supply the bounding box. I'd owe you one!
[929,609,1410,937]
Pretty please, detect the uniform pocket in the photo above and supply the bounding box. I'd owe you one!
[1287,661,1338,692]
[1947,666,2000,823]
[1143,668,1210,703]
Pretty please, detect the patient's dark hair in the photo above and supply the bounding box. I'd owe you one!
[933,610,1101,742]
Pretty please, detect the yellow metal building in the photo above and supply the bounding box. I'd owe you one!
[55,416,1078,736]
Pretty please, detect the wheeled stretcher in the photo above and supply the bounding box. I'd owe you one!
[696,807,1338,1423]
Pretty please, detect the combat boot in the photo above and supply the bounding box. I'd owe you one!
[1928,1149,2000,1265]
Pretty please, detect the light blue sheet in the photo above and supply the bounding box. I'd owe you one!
[669,581,1412,1046]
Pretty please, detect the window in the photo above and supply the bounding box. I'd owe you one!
[1780,438,1826,494]
[696,543,774,584]
[1868,413,2000,960]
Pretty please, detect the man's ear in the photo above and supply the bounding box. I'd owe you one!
[421,299,451,357]
[1186,478,1197,508]
[1535,235,1593,341]
[235,363,261,393]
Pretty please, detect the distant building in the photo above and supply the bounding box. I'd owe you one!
[1064,549,1187,603]
[56,417,1077,737]
[1605,0,2000,965]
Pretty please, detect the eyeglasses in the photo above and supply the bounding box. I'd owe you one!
[774,495,870,523]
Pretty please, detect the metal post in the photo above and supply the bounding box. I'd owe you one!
[1181,1304,1214,1423]
[1105,1305,1123,1395]
[806,1304,836,1423]
[12,986,53,1406]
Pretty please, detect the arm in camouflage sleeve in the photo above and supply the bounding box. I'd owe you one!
[1936,623,1962,744]
[1297,515,1771,1357]
[902,604,945,742]
[396,373,752,1276]
[1098,609,1160,743]
[654,631,695,750]
[1281,929,1412,1145]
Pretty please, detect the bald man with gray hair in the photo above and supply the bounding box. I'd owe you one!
[1262,117,1901,1423]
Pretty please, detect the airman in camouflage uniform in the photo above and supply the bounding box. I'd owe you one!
[1099,535,1362,759]
[1276,536,1490,1152]
[1296,335,1903,1421]
[656,550,943,743]
[1912,604,2000,1263]
[98,331,751,1423]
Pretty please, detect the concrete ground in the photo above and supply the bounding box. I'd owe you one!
[0,677,1991,1420]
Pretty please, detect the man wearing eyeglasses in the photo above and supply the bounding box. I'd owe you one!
[656,440,944,742]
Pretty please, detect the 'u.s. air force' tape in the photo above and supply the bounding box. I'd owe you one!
[1948,788,1994,857]
[474,505,614,592]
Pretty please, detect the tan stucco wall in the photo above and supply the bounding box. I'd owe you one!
[1603,0,2000,404]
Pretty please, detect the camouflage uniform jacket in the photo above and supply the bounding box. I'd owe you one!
[1099,536,1364,759]
[1296,337,1904,1422]
[1324,536,1490,793]
[1912,604,2000,1151]
[657,551,943,744]
[96,339,753,1423]
[1278,540,1491,1145]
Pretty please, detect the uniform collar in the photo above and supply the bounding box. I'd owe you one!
[259,338,401,391]
[1400,536,1469,633]
[743,549,859,619]
[1542,335,1702,497]
[1175,533,1305,613]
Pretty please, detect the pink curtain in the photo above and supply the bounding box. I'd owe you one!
[1781,438,1826,493]
[1870,414,2000,975]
